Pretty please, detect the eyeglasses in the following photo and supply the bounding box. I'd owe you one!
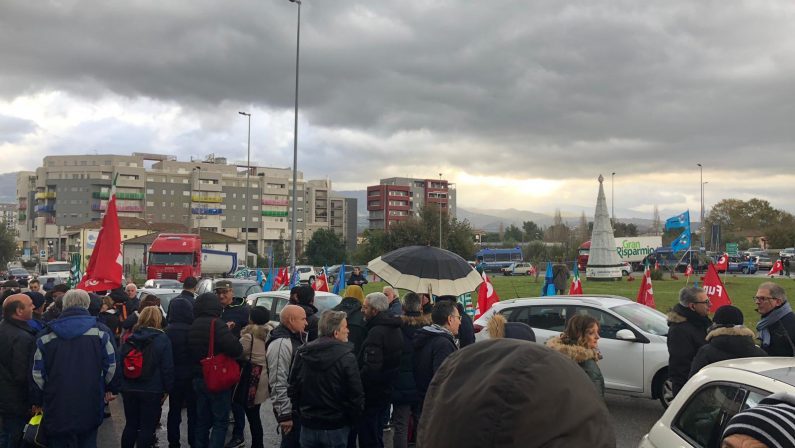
[451,314,462,321]
[753,296,775,303]
[693,300,711,305]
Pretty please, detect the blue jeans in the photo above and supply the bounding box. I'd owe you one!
[0,414,26,448]
[47,429,98,448]
[300,426,350,448]
[193,378,233,448]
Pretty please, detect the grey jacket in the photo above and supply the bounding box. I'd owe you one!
[266,325,307,422]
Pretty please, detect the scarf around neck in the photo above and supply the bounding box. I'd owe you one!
[756,302,793,346]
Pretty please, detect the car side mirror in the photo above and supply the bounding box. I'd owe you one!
[616,329,637,341]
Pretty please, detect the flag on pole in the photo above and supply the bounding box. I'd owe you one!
[332,264,346,295]
[475,272,500,320]
[664,211,690,231]
[768,259,784,277]
[67,253,82,289]
[684,264,694,277]
[569,262,583,295]
[289,267,299,289]
[262,267,274,291]
[273,267,288,290]
[671,228,691,252]
[703,263,731,312]
[313,266,330,292]
[77,178,123,292]
[715,253,729,272]
[636,265,656,309]
[541,261,555,296]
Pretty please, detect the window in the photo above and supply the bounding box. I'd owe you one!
[673,384,743,447]
[572,307,631,340]
[255,296,275,311]
[147,189,154,194]
[507,306,568,332]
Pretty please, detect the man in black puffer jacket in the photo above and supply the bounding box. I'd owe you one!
[667,286,712,397]
[188,292,243,448]
[295,285,320,342]
[358,293,403,448]
[689,305,767,378]
[0,294,37,446]
[413,301,459,415]
[165,276,198,448]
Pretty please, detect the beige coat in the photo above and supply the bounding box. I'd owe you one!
[240,323,275,405]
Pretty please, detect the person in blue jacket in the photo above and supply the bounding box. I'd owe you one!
[165,276,198,448]
[31,289,120,448]
[120,306,174,448]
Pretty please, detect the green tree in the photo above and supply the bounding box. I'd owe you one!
[304,228,347,266]
[270,237,288,268]
[0,223,15,268]
[522,221,543,241]
[613,222,638,237]
[504,224,523,242]
[544,209,570,243]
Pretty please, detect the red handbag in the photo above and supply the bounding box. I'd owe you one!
[201,319,241,393]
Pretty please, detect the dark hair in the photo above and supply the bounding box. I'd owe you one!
[52,284,69,294]
[183,276,199,289]
[250,306,271,325]
[140,294,161,310]
[403,292,422,313]
[296,285,315,306]
[431,301,458,326]
[28,278,40,286]
[2,296,26,317]
[561,315,599,348]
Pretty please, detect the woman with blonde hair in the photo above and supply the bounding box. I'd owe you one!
[120,306,174,447]
[486,314,535,342]
[545,315,604,397]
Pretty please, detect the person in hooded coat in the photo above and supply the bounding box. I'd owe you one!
[486,313,536,342]
[332,285,367,356]
[667,286,712,396]
[165,286,198,448]
[236,307,276,448]
[417,339,616,448]
[688,305,767,378]
[545,315,605,397]
[294,285,320,342]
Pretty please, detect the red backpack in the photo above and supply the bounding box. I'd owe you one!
[121,335,157,380]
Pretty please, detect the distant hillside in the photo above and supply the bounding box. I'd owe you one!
[0,172,17,203]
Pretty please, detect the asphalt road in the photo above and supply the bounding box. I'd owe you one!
[98,393,664,447]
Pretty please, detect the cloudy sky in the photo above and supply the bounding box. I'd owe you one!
[2,0,795,219]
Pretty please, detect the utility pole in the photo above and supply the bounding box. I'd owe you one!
[239,111,251,266]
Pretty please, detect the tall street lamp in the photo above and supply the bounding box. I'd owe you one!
[288,0,301,273]
[697,163,703,250]
[439,173,443,249]
[611,172,616,223]
[239,111,251,266]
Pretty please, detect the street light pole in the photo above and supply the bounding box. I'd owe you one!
[697,163,703,250]
[611,172,615,223]
[288,0,301,274]
[439,173,443,249]
[239,111,251,267]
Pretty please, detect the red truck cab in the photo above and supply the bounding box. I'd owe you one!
[147,234,202,281]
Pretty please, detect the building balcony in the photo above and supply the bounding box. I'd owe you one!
[261,210,289,217]
[92,191,145,200]
[18,213,26,221]
[34,192,56,199]
[262,199,289,206]
[191,207,223,215]
[91,203,105,211]
[118,205,144,212]
[191,194,223,203]
[18,202,27,210]
[34,205,55,213]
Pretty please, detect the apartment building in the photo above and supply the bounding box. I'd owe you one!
[0,203,17,233]
[367,177,457,230]
[15,153,357,261]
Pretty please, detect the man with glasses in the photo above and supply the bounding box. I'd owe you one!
[754,282,795,356]
[413,300,460,422]
[667,286,712,397]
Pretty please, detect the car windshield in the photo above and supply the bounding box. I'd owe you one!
[314,295,342,312]
[149,252,193,265]
[46,263,70,272]
[10,269,28,274]
[233,283,263,298]
[611,303,669,336]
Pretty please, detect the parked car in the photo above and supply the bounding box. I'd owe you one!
[501,262,536,276]
[195,278,263,299]
[326,264,355,285]
[137,288,183,315]
[245,290,343,325]
[473,295,672,406]
[751,255,773,270]
[719,256,758,274]
[143,279,183,289]
[743,247,766,258]
[639,357,795,448]
[295,265,318,284]
[779,247,795,259]
[6,268,33,286]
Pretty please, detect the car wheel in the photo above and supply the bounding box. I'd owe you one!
[658,378,674,409]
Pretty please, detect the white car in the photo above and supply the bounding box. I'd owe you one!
[501,262,536,276]
[245,290,343,325]
[295,265,318,284]
[136,288,182,316]
[639,357,795,448]
[779,247,795,259]
[474,295,671,406]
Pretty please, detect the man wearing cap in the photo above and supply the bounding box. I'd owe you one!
[0,293,37,447]
[754,282,795,357]
[722,393,795,448]
[688,305,767,378]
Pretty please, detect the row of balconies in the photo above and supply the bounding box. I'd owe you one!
[191,207,223,215]
[34,205,55,213]
[92,203,144,212]
[262,199,289,206]
[92,191,145,200]
[191,194,223,203]
[34,191,56,199]
[261,210,289,217]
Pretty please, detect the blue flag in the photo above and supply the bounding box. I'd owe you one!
[289,267,299,289]
[664,210,690,231]
[333,264,346,295]
[671,228,691,252]
[256,268,263,287]
[542,261,556,296]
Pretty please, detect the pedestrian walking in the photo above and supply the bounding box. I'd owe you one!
[165,277,198,448]
[120,307,174,448]
[552,262,569,294]
[188,293,243,448]
[266,305,308,448]
[288,310,364,448]
[233,307,275,448]
[754,282,795,356]
[722,393,795,448]
[688,305,767,378]
[31,289,119,448]
[784,257,791,277]
[667,286,712,396]
[0,294,37,448]
[332,286,367,357]
[357,293,403,448]
[413,300,459,419]
[546,314,605,397]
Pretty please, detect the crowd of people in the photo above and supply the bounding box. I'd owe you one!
[1,275,795,448]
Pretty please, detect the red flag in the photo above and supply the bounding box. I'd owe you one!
[685,264,694,277]
[715,253,729,272]
[77,183,123,292]
[569,264,583,295]
[703,263,731,312]
[654,260,660,271]
[313,269,330,292]
[636,266,656,309]
[474,272,500,320]
[272,267,288,290]
[768,259,783,277]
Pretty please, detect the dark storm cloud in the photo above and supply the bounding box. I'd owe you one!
[1,0,795,179]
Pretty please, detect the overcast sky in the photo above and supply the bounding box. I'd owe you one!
[2,0,794,219]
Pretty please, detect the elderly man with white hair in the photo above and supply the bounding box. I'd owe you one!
[383,286,402,317]
[31,289,119,448]
[357,293,403,448]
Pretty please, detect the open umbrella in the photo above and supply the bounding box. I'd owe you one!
[368,245,483,297]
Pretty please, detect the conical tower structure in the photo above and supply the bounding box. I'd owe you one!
[586,175,622,281]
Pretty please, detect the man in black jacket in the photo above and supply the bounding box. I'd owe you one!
[0,294,36,447]
[413,301,460,415]
[358,293,403,448]
[294,285,319,342]
[754,282,795,357]
[288,310,364,447]
[436,295,474,347]
[688,305,766,378]
[667,286,712,396]
[188,292,243,448]
[165,276,198,448]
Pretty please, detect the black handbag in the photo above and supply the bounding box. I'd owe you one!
[23,413,48,447]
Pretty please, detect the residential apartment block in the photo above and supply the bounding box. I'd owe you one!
[16,153,357,261]
[367,177,456,230]
[0,203,17,232]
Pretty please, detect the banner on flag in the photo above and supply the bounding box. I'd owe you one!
[684,264,694,277]
[475,272,500,320]
[703,263,731,312]
[332,264,346,295]
[313,267,330,292]
[541,261,555,296]
[768,259,783,277]
[664,211,690,231]
[671,228,691,253]
[715,253,729,272]
[636,265,656,309]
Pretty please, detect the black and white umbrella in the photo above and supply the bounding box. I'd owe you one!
[368,245,483,296]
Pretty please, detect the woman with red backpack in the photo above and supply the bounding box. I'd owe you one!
[119,306,175,447]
